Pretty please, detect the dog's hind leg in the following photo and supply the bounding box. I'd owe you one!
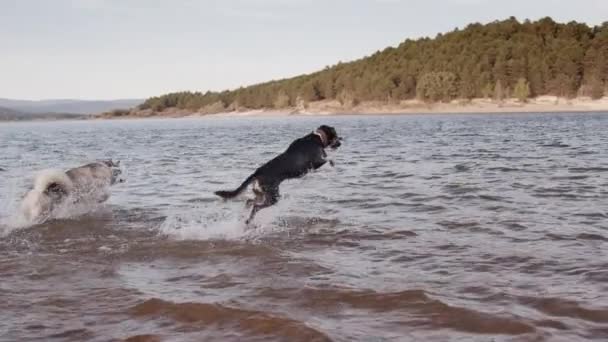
[245,183,280,225]
[245,179,264,208]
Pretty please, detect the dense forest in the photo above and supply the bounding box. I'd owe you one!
[139,17,608,113]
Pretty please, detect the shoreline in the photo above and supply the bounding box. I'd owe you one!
[97,96,608,120]
[3,96,606,122]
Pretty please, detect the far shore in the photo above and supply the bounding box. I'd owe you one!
[96,96,608,120]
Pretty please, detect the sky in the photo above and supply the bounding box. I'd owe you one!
[1,0,607,100]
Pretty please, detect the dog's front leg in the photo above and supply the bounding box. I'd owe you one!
[323,149,335,167]
[314,159,335,169]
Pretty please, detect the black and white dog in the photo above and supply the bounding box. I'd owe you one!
[20,160,123,223]
[215,125,342,224]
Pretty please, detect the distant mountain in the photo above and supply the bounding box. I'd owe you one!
[0,106,26,118]
[0,105,88,121]
[0,98,143,115]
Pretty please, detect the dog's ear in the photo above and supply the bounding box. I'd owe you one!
[101,159,120,167]
[329,126,338,140]
[44,182,67,200]
[318,125,335,140]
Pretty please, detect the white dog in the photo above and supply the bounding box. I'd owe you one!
[20,160,123,223]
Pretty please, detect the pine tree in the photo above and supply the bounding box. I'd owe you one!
[481,83,493,99]
[274,90,290,108]
[513,78,531,102]
[494,80,505,101]
[590,77,605,99]
[416,72,457,102]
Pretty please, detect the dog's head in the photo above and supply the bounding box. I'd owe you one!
[317,125,342,149]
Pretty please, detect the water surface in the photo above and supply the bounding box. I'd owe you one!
[1,113,608,341]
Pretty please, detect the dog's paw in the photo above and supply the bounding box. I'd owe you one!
[329,160,335,167]
[244,220,259,230]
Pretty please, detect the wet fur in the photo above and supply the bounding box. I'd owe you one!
[214,125,341,224]
[20,160,123,223]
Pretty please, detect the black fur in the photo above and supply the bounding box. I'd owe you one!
[215,125,342,224]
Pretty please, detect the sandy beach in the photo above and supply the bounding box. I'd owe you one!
[98,96,608,120]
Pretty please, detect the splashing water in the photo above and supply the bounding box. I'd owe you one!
[158,194,298,241]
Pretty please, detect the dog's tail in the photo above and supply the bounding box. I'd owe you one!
[33,169,73,194]
[214,173,256,199]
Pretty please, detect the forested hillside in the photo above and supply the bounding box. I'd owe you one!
[139,17,608,113]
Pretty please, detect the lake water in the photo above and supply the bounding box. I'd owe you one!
[1,113,608,341]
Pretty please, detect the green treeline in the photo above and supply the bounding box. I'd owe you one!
[140,17,608,112]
